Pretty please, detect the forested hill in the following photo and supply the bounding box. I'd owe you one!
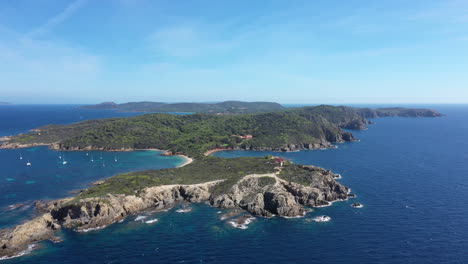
[1,109,355,157]
[1,105,441,157]
[81,101,285,114]
[287,105,442,129]
[353,107,443,118]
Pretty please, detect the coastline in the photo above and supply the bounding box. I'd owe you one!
[176,155,193,167]
[203,143,339,157]
[0,157,349,259]
[204,148,227,156]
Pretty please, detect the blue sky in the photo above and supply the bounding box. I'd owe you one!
[1,0,467,104]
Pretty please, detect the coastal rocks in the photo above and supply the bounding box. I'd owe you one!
[210,172,348,218]
[341,132,356,142]
[228,215,256,229]
[0,170,348,258]
[0,142,50,149]
[219,209,243,220]
[6,203,26,211]
[351,203,363,208]
[341,119,368,130]
[239,141,337,153]
[0,136,12,142]
[49,181,221,231]
[49,144,134,152]
[0,213,58,258]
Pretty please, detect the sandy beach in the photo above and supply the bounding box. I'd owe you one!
[177,155,193,167]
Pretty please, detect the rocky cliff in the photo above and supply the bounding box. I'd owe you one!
[0,165,348,259]
[210,172,348,217]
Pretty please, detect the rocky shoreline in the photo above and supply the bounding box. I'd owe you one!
[0,137,353,157]
[0,167,349,259]
[203,138,356,156]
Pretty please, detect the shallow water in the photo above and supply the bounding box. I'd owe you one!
[0,105,184,228]
[2,105,468,263]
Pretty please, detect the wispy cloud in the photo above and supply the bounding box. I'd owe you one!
[147,23,240,58]
[25,0,88,38]
[0,30,102,101]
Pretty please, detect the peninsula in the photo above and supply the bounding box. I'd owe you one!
[0,104,442,259]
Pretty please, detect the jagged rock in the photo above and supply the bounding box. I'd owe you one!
[1,170,348,258]
[0,214,58,258]
[210,173,348,218]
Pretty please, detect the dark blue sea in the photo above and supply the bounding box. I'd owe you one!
[2,104,468,263]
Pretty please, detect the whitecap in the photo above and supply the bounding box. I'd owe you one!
[76,225,107,232]
[0,244,37,260]
[0,244,36,260]
[228,217,255,229]
[145,218,158,224]
[311,215,331,222]
[134,215,148,222]
[314,202,332,208]
[176,207,192,213]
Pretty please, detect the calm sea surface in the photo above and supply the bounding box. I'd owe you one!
[0,105,184,228]
[2,104,468,263]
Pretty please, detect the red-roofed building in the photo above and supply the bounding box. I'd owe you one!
[273,157,287,167]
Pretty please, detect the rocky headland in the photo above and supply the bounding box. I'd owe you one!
[0,104,441,259]
[0,157,348,259]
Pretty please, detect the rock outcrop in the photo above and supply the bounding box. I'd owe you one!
[0,166,348,259]
[210,171,348,217]
[0,213,59,258]
[0,181,220,259]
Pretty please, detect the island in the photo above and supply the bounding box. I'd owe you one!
[0,104,442,259]
[81,101,286,114]
[0,102,10,105]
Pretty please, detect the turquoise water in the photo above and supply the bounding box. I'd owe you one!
[0,105,185,228]
[2,105,468,263]
[0,147,184,228]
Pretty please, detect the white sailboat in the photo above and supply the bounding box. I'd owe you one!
[114,155,118,162]
[19,151,23,160]
[91,155,94,162]
[62,154,67,165]
[26,160,31,166]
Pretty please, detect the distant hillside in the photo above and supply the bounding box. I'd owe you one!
[287,105,442,129]
[354,107,443,118]
[81,101,285,114]
[0,102,10,105]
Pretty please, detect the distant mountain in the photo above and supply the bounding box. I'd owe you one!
[81,101,285,114]
[0,102,10,105]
